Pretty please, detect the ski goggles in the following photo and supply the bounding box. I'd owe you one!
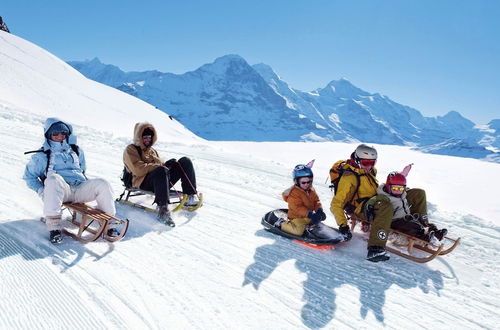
[359,158,376,168]
[390,185,406,192]
[142,135,153,139]
[51,130,69,136]
[299,180,313,185]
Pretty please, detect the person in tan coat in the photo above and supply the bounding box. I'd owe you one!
[279,161,326,236]
[123,122,198,226]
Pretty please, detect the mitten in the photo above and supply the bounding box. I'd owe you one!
[339,225,352,241]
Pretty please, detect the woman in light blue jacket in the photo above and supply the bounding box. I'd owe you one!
[24,118,116,244]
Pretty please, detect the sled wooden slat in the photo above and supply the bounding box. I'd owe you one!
[436,236,461,255]
[63,203,129,243]
[348,214,459,263]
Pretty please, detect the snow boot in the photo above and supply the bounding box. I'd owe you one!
[158,205,175,227]
[422,230,435,242]
[184,194,199,207]
[366,246,390,262]
[49,230,63,244]
[107,228,120,238]
[434,228,448,241]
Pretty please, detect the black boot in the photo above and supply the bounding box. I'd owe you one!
[107,228,120,237]
[435,228,448,241]
[422,230,435,242]
[49,230,62,244]
[158,205,175,227]
[366,246,390,262]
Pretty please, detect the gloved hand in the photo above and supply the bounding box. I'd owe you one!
[316,208,326,221]
[365,204,375,222]
[307,211,323,225]
[339,225,352,241]
[164,158,177,168]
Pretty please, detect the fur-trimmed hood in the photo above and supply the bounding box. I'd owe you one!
[133,122,158,148]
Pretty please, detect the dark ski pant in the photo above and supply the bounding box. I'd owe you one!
[140,157,197,206]
[390,188,431,239]
[359,188,429,246]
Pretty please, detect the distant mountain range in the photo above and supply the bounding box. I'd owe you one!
[68,55,499,162]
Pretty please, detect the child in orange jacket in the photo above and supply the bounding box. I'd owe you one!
[280,161,326,236]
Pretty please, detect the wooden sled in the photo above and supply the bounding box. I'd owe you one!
[62,203,129,243]
[116,187,203,213]
[349,214,460,263]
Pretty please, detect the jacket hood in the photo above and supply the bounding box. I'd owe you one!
[133,122,158,148]
[43,117,77,149]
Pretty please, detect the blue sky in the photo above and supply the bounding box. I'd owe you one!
[2,0,499,124]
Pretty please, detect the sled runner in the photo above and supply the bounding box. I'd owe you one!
[349,214,460,263]
[116,187,203,213]
[262,209,343,249]
[62,203,129,243]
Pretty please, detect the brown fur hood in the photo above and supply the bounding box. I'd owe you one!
[133,122,158,148]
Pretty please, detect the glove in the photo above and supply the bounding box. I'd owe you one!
[339,225,352,242]
[164,158,177,168]
[365,204,375,222]
[316,208,326,221]
[307,211,323,225]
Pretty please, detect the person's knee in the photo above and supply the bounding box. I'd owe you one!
[407,188,425,198]
[44,173,65,188]
[369,195,393,220]
[151,166,169,179]
[93,178,112,191]
[178,157,192,167]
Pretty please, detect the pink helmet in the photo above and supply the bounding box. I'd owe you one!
[385,172,406,195]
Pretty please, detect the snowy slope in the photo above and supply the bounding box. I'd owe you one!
[1,30,500,329]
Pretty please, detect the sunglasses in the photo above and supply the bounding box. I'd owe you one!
[299,180,313,185]
[142,135,153,139]
[359,159,376,167]
[390,185,406,192]
[51,131,68,136]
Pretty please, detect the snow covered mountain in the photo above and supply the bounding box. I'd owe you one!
[1,30,500,329]
[68,57,499,162]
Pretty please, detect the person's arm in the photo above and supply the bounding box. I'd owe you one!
[23,154,45,194]
[330,173,358,227]
[123,145,160,177]
[78,147,86,173]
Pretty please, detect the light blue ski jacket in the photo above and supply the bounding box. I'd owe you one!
[23,118,87,193]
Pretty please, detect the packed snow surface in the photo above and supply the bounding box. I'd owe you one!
[1,30,499,329]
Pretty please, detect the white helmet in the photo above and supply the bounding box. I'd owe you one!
[355,144,377,160]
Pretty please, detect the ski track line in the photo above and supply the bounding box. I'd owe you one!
[0,227,109,329]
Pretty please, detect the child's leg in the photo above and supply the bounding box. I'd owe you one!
[281,217,310,236]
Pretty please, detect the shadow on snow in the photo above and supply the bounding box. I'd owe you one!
[243,229,446,329]
[0,202,199,272]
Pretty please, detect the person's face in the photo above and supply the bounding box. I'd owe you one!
[298,177,313,189]
[142,135,152,147]
[50,131,67,142]
[389,184,405,196]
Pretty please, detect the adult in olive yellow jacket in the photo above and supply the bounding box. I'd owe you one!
[330,144,392,262]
